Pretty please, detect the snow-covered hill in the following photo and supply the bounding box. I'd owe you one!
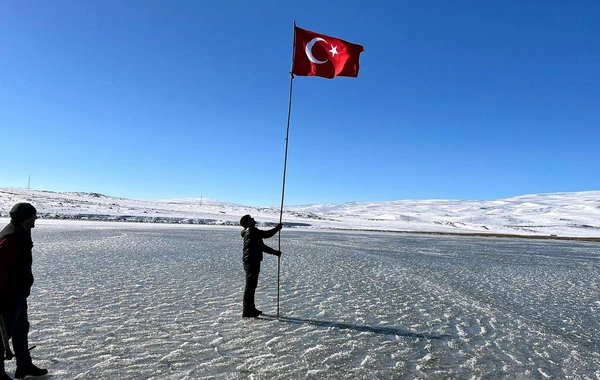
[1,187,599,238]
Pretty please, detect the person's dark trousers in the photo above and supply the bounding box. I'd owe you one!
[0,296,32,375]
[243,263,260,313]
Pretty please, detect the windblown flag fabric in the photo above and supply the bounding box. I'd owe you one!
[292,26,364,79]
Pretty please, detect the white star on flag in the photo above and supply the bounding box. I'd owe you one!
[329,45,338,57]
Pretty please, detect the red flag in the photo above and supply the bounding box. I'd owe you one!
[292,26,364,79]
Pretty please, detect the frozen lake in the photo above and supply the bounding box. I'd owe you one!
[6,221,599,379]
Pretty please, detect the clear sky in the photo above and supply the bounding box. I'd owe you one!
[1,1,599,206]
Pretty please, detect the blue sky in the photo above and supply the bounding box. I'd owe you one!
[1,1,598,206]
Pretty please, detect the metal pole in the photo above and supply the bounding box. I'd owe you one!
[278,22,297,318]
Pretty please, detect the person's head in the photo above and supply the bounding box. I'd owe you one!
[10,202,37,230]
[240,214,256,228]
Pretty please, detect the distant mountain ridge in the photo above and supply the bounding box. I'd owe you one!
[1,187,599,239]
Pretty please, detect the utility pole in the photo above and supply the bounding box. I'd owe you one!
[27,175,31,189]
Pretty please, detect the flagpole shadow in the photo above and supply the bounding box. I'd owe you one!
[261,314,451,341]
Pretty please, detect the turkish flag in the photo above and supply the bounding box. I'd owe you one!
[292,26,364,79]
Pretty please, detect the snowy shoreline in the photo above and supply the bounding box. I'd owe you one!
[1,187,600,240]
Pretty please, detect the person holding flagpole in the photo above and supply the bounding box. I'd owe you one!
[239,215,282,318]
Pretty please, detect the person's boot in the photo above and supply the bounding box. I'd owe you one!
[14,363,47,379]
[242,309,262,318]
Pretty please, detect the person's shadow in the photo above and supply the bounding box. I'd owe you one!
[261,314,451,341]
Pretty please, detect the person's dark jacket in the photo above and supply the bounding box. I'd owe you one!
[0,223,35,297]
[241,224,282,267]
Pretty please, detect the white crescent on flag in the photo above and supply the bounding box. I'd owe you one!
[305,37,328,64]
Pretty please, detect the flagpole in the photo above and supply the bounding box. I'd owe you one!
[277,21,297,319]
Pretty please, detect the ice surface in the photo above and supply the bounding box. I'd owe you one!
[3,221,598,378]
